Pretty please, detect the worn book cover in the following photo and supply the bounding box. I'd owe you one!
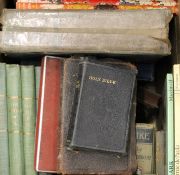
[15,2,177,13]
[68,61,137,154]
[156,131,165,175]
[21,65,37,175]
[58,58,137,174]
[6,64,24,175]
[34,56,63,173]
[0,63,9,175]
[136,123,155,174]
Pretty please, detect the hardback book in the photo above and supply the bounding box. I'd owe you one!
[173,64,180,175]
[15,2,177,11]
[68,61,137,154]
[137,64,155,82]
[21,65,37,175]
[165,74,174,175]
[3,9,172,39]
[6,64,24,175]
[156,131,165,175]
[34,56,63,173]
[136,123,155,174]
[35,66,41,111]
[58,58,137,174]
[0,63,9,175]
[1,31,172,56]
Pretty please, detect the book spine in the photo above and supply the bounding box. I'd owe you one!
[156,131,165,175]
[35,57,61,172]
[21,65,37,175]
[6,64,24,175]
[0,63,9,175]
[173,65,180,175]
[166,74,174,175]
[59,58,80,173]
[15,2,177,13]
[35,66,41,111]
[136,124,154,174]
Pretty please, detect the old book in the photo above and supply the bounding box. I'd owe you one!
[15,3,177,12]
[136,123,155,174]
[34,56,63,173]
[21,65,37,175]
[58,58,137,174]
[173,64,180,175]
[165,74,174,175]
[68,61,137,154]
[3,9,172,40]
[0,31,171,56]
[35,66,41,110]
[13,0,176,7]
[6,64,24,175]
[0,63,9,175]
[156,131,165,175]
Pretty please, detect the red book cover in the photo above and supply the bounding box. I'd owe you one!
[34,56,63,173]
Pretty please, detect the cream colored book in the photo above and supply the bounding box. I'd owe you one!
[173,64,180,175]
[136,123,155,174]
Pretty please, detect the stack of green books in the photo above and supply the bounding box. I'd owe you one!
[0,62,53,175]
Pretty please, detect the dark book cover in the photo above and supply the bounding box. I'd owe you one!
[58,58,137,174]
[68,61,137,154]
[137,64,155,82]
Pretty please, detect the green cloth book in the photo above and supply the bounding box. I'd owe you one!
[6,64,24,175]
[0,63,9,175]
[35,66,41,111]
[165,74,174,175]
[21,65,37,175]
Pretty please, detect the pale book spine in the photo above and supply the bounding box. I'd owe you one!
[156,131,165,175]
[173,64,180,175]
[21,65,37,175]
[6,64,24,175]
[166,74,174,175]
[35,66,41,111]
[136,123,154,174]
[0,63,9,175]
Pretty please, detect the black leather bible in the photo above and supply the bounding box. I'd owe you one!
[68,61,137,154]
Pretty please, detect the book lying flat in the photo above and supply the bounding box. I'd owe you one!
[58,58,137,174]
[68,61,137,154]
[0,31,171,55]
[3,9,172,40]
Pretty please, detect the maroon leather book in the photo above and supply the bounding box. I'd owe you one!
[34,56,63,173]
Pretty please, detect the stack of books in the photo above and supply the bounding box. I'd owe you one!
[0,1,179,175]
[0,63,40,175]
[1,9,172,56]
[35,56,137,174]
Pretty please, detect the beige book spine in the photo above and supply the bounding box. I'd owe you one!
[173,64,180,175]
[136,123,155,174]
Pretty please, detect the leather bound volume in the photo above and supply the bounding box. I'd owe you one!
[34,56,63,173]
[68,61,137,154]
[58,58,137,174]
